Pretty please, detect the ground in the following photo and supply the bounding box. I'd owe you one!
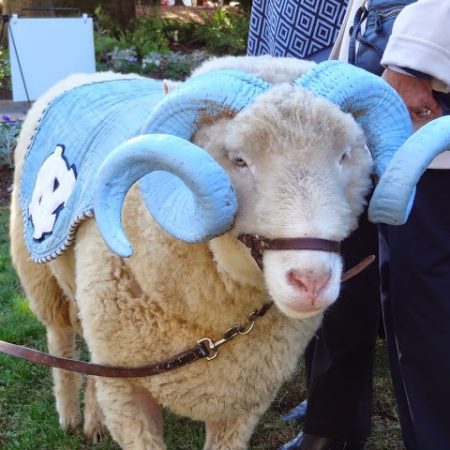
[137,4,220,22]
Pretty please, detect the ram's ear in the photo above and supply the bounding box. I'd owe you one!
[162,79,182,95]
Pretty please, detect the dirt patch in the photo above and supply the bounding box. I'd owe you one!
[0,165,13,206]
[136,4,237,22]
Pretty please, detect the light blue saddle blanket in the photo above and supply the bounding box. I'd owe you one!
[20,76,165,263]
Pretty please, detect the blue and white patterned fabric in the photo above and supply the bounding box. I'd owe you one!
[20,77,164,263]
[248,0,349,60]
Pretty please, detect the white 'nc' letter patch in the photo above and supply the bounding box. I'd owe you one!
[29,145,77,240]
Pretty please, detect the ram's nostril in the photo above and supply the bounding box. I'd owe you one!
[287,270,331,297]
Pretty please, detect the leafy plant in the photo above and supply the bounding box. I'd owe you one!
[106,47,141,73]
[94,7,134,69]
[0,48,11,92]
[0,117,21,168]
[94,5,122,37]
[193,7,249,55]
[141,50,212,80]
[161,18,198,47]
[129,11,171,56]
[94,5,249,77]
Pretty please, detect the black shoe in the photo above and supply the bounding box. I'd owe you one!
[280,432,365,450]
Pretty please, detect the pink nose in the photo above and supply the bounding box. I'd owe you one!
[287,270,331,298]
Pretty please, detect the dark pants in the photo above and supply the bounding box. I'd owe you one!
[303,211,381,443]
[380,169,450,450]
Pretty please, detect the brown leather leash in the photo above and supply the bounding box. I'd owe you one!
[0,301,273,378]
[0,236,374,378]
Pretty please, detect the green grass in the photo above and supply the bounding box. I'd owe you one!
[0,205,404,449]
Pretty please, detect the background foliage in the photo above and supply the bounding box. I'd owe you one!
[0,4,249,161]
[94,5,249,79]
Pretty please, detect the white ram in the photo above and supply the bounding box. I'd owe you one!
[9,55,443,449]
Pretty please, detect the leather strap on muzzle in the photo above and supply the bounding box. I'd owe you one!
[237,234,341,269]
[237,233,375,282]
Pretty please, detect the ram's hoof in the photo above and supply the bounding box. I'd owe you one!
[84,420,109,443]
[59,412,82,432]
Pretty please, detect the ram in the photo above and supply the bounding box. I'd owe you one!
[8,55,442,449]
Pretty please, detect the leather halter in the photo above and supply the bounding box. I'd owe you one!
[237,233,375,282]
[238,234,341,269]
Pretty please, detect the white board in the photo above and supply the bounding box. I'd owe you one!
[8,15,95,101]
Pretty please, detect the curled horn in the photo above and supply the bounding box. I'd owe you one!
[94,71,270,256]
[142,69,271,137]
[295,60,413,176]
[369,116,450,224]
[295,60,415,225]
[94,134,238,257]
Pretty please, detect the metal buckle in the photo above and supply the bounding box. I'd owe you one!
[197,302,273,362]
[197,337,219,361]
[197,324,251,361]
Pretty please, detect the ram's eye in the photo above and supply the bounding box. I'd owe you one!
[339,152,348,165]
[232,157,248,168]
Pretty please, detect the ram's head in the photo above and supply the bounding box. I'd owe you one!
[93,60,449,318]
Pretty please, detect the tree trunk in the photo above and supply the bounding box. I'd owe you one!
[3,0,55,16]
[97,0,136,28]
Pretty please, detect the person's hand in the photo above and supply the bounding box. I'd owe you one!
[382,68,442,124]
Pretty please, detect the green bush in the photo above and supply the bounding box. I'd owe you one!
[194,8,249,55]
[0,119,21,168]
[141,50,212,80]
[94,7,130,69]
[94,6,249,75]
[161,18,198,47]
[128,11,171,56]
[0,49,11,92]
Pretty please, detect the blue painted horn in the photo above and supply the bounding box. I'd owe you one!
[369,116,450,224]
[94,70,271,256]
[296,60,416,225]
[297,60,450,225]
[296,60,413,177]
[94,134,239,257]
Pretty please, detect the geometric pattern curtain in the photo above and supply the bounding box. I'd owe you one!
[247,0,349,59]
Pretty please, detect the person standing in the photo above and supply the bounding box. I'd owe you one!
[343,0,450,448]
[249,1,450,449]
[375,1,450,449]
[248,2,381,449]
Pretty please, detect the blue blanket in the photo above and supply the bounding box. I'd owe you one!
[20,76,164,263]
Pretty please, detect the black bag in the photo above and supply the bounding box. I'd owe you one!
[348,0,416,75]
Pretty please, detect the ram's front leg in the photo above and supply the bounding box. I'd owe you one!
[47,325,82,430]
[95,378,165,450]
[204,412,262,450]
[83,376,108,443]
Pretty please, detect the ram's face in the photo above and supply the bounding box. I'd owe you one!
[198,86,373,319]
